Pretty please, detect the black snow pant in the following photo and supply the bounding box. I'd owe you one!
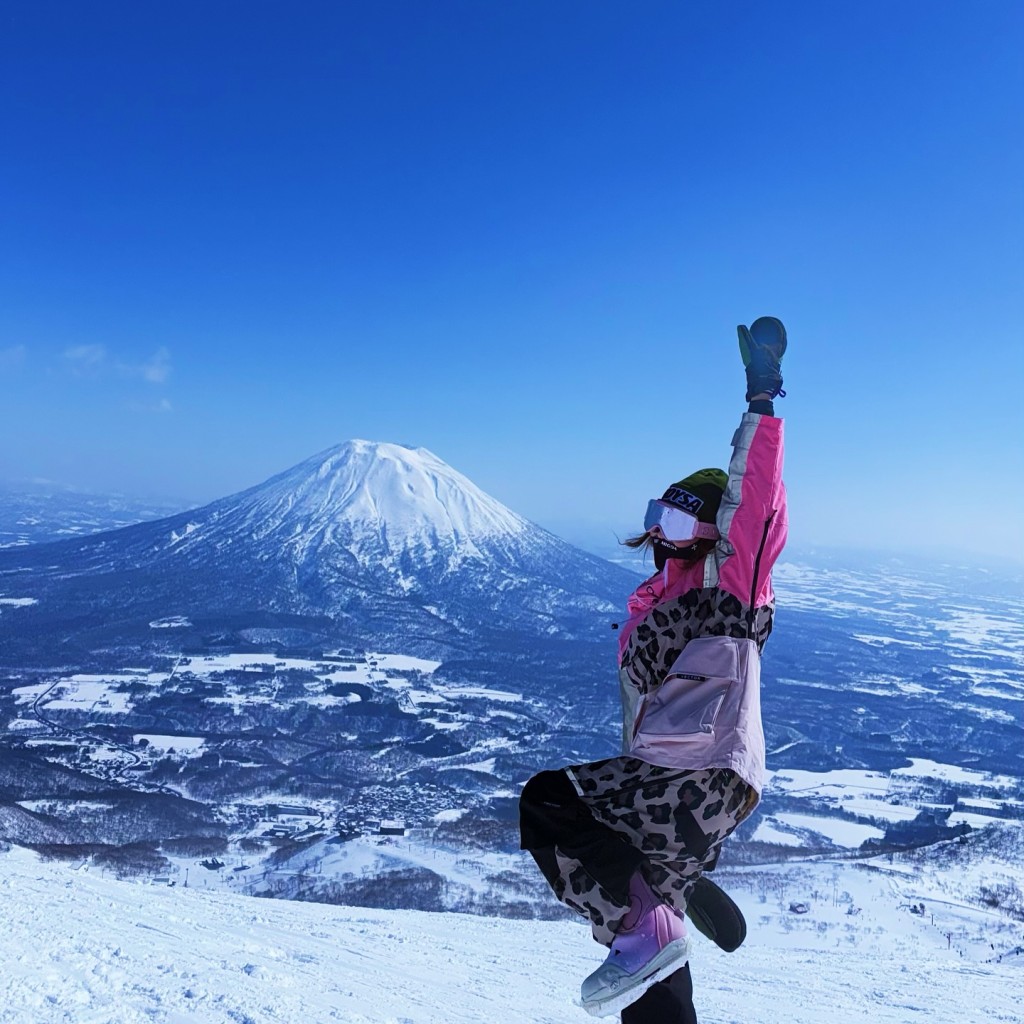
[518,768,645,907]
[519,769,699,1024]
[622,965,698,1024]
[519,758,748,945]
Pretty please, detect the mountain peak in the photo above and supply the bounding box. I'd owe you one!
[2,439,636,649]
[233,440,530,564]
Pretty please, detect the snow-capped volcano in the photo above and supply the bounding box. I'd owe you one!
[1,441,637,655]
[172,441,537,579]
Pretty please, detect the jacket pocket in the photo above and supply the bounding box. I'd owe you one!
[634,673,732,737]
[631,636,740,743]
[629,635,764,790]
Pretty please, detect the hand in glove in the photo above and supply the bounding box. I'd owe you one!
[737,316,787,401]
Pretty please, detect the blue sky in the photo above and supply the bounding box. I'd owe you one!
[2,2,1022,562]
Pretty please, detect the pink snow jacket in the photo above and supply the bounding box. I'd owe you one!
[617,412,787,797]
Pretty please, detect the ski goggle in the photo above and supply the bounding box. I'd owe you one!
[644,499,721,544]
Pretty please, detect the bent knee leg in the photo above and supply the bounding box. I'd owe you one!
[519,769,580,849]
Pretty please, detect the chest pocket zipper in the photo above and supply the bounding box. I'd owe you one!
[636,673,732,737]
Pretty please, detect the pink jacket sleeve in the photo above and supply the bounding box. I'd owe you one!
[710,412,787,608]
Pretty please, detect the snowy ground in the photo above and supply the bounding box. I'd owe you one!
[2,847,1022,1024]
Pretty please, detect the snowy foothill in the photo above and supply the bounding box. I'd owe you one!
[772,560,1024,707]
[890,759,1022,790]
[750,813,884,849]
[3,845,1024,1024]
[149,616,192,629]
[758,763,1024,847]
[5,649,459,761]
[132,734,205,755]
[12,673,157,716]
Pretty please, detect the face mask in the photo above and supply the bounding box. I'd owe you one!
[653,538,704,571]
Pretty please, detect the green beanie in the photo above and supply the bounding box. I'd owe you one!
[660,468,728,525]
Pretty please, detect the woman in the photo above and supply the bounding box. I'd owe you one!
[519,317,789,1020]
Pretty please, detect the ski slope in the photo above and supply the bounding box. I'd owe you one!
[2,848,1022,1024]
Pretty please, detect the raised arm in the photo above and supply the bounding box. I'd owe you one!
[709,318,788,614]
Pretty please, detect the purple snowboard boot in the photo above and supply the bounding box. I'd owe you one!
[579,873,691,1018]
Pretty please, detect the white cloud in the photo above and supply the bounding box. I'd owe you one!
[115,346,171,383]
[62,344,172,389]
[63,344,107,374]
[130,346,171,384]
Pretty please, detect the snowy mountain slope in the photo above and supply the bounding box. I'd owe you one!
[3,846,1022,1024]
[0,803,72,845]
[0,442,636,657]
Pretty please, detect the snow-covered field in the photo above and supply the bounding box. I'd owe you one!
[751,763,1024,848]
[8,652,447,724]
[2,846,1022,1024]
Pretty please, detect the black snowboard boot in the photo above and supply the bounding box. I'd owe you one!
[684,875,747,952]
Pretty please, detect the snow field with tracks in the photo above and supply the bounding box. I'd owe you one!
[2,846,1022,1024]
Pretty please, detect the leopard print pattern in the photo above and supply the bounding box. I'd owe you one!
[621,586,774,695]
[559,756,756,946]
